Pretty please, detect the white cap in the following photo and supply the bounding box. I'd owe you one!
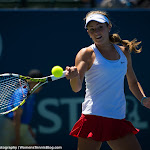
[85,14,109,29]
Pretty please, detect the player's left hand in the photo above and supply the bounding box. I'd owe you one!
[142,97,150,109]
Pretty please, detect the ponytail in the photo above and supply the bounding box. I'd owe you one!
[109,33,142,53]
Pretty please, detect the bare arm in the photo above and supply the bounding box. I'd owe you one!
[121,46,150,108]
[66,47,94,93]
[125,50,145,100]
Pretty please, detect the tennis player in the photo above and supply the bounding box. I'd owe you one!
[65,10,150,150]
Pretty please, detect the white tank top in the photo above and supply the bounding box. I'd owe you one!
[82,44,127,119]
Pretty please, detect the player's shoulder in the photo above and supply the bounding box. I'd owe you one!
[75,46,94,63]
[118,45,131,58]
[77,46,94,58]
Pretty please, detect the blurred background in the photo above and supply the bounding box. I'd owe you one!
[0,0,149,8]
[0,0,150,8]
[0,0,150,149]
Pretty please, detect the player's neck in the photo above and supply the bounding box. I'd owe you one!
[95,42,114,53]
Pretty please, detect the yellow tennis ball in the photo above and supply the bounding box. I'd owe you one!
[51,66,63,77]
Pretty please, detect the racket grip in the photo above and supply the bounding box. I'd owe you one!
[51,70,67,81]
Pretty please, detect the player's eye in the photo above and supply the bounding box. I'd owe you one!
[89,28,95,33]
[88,25,103,33]
[97,26,103,30]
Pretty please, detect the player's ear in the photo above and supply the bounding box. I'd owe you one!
[87,29,92,38]
[108,24,112,32]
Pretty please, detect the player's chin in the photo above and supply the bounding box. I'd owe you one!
[95,41,103,46]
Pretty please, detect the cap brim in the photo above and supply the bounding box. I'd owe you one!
[85,14,109,29]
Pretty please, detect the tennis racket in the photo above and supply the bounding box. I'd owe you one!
[0,71,66,115]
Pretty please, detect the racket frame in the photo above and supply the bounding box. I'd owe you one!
[0,71,66,115]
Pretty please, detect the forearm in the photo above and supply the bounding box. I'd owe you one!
[70,75,82,93]
[129,81,146,102]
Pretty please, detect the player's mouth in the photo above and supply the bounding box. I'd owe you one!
[96,36,102,39]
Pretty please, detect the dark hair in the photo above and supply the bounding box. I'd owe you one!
[28,69,43,78]
[85,10,142,53]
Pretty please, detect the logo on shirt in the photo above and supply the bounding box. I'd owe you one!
[121,62,125,64]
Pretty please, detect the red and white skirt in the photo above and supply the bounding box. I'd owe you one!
[70,114,139,142]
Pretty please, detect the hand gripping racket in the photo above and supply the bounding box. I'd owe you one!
[0,71,66,115]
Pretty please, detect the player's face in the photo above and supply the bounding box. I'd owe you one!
[87,21,111,45]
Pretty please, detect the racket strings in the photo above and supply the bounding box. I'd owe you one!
[0,76,18,109]
[0,78,26,111]
[0,77,17,107]
[0,76,29,114]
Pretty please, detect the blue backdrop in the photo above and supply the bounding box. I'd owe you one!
[0,9,150,150]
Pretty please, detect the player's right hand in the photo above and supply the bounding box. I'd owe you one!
[65,66,79,80]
